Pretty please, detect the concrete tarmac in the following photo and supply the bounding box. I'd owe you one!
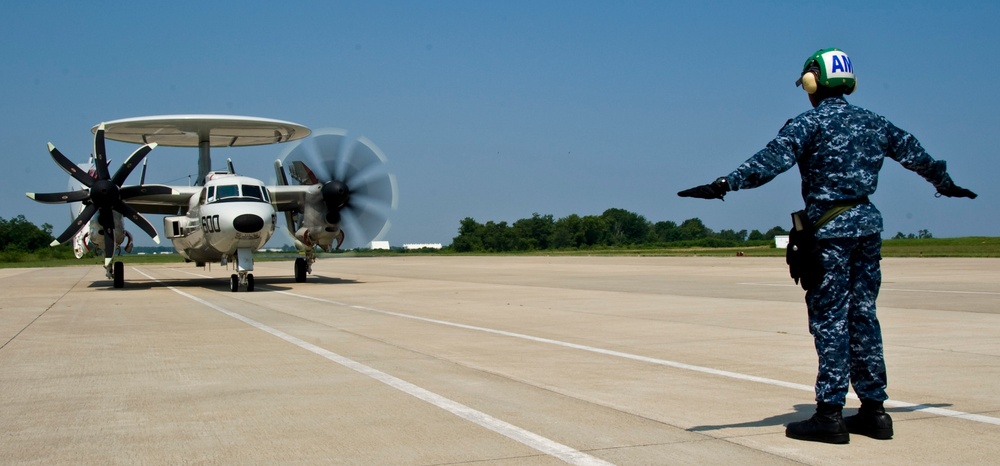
[2,256,998,464]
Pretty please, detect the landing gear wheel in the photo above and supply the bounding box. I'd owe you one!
[230,274,239,292]
[246,274,255,292]
[294,257,307,283]
[113,261,124,289]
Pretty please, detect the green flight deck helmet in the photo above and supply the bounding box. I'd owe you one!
[795,48,857,95]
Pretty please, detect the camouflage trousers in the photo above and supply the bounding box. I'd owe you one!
[805,233,887,406]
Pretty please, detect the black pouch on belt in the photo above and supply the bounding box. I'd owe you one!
[785,198,867,290]
[786,210,822,290]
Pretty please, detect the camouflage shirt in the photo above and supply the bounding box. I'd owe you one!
[725,96,951,239]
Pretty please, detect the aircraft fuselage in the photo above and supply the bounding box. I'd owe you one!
[163,174,276,265]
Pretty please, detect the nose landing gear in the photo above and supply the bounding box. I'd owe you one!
[229,247,256,292]
[230,271,255,292]
[106,261,125,289]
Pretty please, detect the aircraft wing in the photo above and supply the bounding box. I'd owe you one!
[269,185,310,212]
[122,185,201,215]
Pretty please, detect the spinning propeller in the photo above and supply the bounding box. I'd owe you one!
[278,129,398,249]
[27,123,171,264]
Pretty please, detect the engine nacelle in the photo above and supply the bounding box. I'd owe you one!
[294,184,345,251]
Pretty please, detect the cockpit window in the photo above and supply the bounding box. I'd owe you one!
[216,185,239,199]
[241,184,268,202]
[205,183,270,203]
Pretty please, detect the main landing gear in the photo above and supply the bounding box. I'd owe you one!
[293,250,315,283]
[294,257,308,283]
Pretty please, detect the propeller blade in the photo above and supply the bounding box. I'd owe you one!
[113,200,161,244]
[93,123,110,181]
[312,131,347,181]
[278,129,352,183]
[27,189,91,204]
[341,136,388,187]
[340,205,390,249]
[48,143,96,187]
[347,172,397,210]
[111,142,157,186]
[52,203,97,245]
[119,184,174,199]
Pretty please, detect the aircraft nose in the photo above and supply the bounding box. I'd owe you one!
[233,214,264,233]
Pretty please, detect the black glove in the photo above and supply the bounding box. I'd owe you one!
[678,177,730,201]
[936,184,977,199]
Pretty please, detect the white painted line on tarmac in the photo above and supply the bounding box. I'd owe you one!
[740,282,1000,296]
[268,288,1000,427]
[882,401,1000,425]
[149,267,1000,427]
[135,268,613,466]
[878,287,1000,296]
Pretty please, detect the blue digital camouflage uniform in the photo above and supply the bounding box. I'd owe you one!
[723,96,954,406]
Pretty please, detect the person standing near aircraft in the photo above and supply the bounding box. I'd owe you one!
[677,48,977,444]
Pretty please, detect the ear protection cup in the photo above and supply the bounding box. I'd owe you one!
[800,71,818,94]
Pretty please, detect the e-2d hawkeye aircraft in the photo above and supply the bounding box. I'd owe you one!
[26,115,397,291]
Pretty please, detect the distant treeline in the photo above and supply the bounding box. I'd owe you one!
[0,215,75,261]
[0,214,942,260]
[1,215,55,251]
[450,208,790,252]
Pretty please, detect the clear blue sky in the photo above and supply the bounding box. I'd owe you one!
[3,1,997,248]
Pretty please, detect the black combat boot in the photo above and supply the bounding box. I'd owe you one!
[785,402,850,444]
[844,400,893,439]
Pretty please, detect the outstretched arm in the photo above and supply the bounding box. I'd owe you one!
[678,118,806,200]
[887,124,977,199]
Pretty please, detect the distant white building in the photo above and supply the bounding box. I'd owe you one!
[369,241,391,250]
[403,243,443,250]
[774,235,790,249]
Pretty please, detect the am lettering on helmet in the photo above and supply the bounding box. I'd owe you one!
[830,54,852,74]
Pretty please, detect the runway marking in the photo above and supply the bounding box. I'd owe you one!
[267,288,1000,427]
[149,267,1000,427]
[740,282,1000,296]
[135,268,613,466]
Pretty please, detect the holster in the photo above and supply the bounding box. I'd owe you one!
[785,198,867,290]
[786,211,822,290]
